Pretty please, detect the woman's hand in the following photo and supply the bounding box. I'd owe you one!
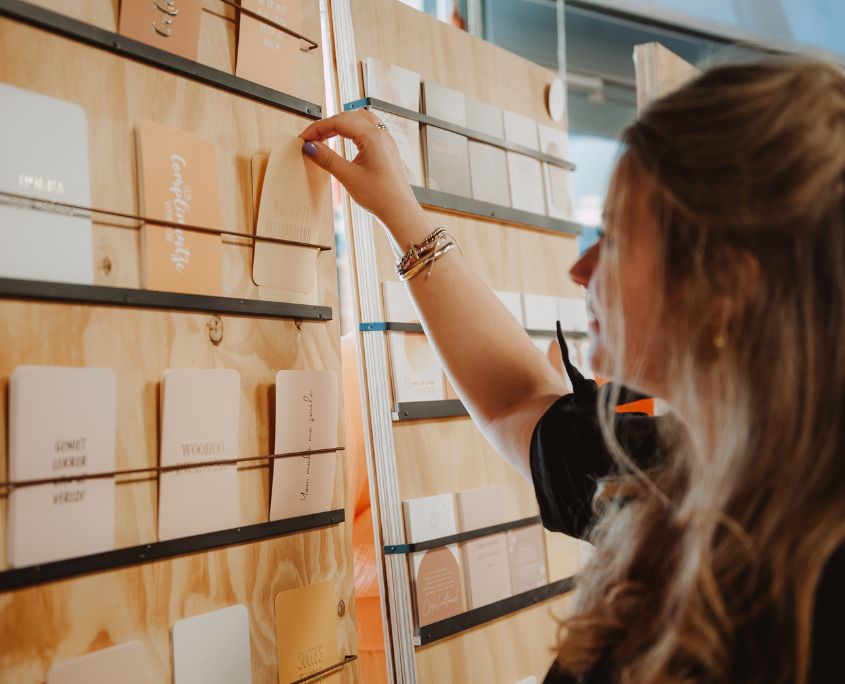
[300,109,425,230]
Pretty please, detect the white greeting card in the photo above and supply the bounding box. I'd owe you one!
[503,111,545,215]
[538,124,574,220]
[47,641,147,684]
[172,605,252,684]
[158,369,241,540]
[0,84,93,284]
[7,366,116,567]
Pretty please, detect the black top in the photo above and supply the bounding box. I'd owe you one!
[532,327,844,683]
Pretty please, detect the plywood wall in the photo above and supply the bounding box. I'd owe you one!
[0,2,358,682]
[330,0,584,681]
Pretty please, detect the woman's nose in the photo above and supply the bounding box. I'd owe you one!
[569,242,600,287]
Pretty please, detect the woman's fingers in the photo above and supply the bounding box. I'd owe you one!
[302,140,358,185]
[300,109,381,144]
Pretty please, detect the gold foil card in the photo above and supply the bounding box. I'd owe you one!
[275,581,341,683]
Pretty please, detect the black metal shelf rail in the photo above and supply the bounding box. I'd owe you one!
[0,0,322,119]
[344,97,576,170]
[360,321,587,338]
[0,508,345,592]
[416,576,576,645]
[384,515,541,554]
[0,277,333,321]
[393,400,469,421]
[411,186,581,235]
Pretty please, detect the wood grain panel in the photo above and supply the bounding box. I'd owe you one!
[25,0,325,105]
[333,1,583,681]
[0,5,358,683]
[0,526,358,683]
[414,593,574,684]
[633,42,699,112]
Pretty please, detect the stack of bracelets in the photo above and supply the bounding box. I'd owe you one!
[395,227,459,281]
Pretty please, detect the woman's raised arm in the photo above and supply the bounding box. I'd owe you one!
[301,110,568,479]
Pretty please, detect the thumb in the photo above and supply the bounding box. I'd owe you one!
[302,140,357,184]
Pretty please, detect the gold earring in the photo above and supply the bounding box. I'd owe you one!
[713,330,727,350]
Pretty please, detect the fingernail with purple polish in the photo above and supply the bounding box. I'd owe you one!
[303,141,318,157]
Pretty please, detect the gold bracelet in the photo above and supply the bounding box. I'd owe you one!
[396,228,447,273]
[397,240,457,281]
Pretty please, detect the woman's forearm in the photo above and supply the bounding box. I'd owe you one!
[300,112,569,476]
[388,209,568,477]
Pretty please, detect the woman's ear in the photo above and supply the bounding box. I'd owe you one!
[712,249,761,347]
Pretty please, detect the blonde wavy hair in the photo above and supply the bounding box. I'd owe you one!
[556,59,845,683]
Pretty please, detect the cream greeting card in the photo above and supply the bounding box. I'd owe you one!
[466,98,511,206]
[119,0,202,60]
[455,487,511,608]
[461,533,512,608]
[7,366,116,567]
[0,83,93,285]
[270,370,338,520]
[252,133,329,297]
[404,494,466,626]
[46,641,147,684]
[157,368,240,540]
[522,293,558,332]
[363,57,424,186]
[422,81,471,197]
[236,0,301,95]
[388,333,445,404]
[507,524,548,594]
[135,120,222,296]
[249,154,316,304]
[172,605,252,684]
[455,486,506,531]
[538,124,574,220]
[503,111,545,215]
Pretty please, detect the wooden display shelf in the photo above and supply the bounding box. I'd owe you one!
[384,515,542,554]
[412,186,581,235]
[414,577,576,646]
[0,0,322,119]
[344,97,576,170]
[0,509,345,592]
[0,277,333,321]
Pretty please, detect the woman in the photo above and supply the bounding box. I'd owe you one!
[301,59,845,683]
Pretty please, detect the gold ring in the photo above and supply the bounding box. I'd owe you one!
[376,123,388,130]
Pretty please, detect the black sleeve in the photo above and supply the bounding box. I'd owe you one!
[529,326,663,539]
[809,543,845,683]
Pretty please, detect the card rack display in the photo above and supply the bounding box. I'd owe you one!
[0,0,322,118]
[331,0,584,681]
[0,1,358,681]
[343,97,581,235]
